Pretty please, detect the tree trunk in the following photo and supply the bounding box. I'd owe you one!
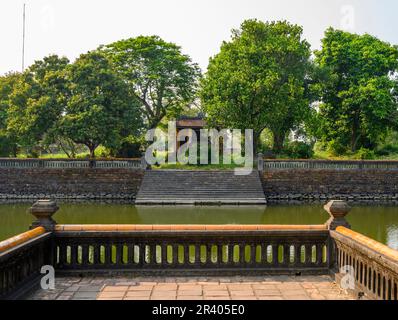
[253,132,260,156]
[351,115,360,152]
[272,130,285,153]
[88,145,96,159]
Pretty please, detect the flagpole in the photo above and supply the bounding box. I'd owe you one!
[22,3,26,71]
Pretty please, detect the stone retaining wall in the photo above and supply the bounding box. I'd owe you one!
[2,165,398,203]
[0,168,144,200]
[261,169,398,202]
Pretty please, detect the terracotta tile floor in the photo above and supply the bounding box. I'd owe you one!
[27,275,355,300]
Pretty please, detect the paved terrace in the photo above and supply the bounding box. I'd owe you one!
[27,275,355,300]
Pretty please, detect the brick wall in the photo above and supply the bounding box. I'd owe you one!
[261,169,398,201]
[0,168,145,200]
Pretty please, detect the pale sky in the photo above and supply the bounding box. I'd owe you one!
[1,0,398,75]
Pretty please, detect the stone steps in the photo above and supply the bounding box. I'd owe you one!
[136,170,267,205]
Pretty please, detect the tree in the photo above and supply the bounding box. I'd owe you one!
[60,51,142,158]
[104,36,201,129]
[315,28,398,152]
[0,72,21,156]
[200,20,312,152]
[6,55,69,156]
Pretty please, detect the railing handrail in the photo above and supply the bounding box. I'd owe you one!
[331,227,398,271]
[54,224,327,232]
[335,227,398,260]
[0,227,46,253]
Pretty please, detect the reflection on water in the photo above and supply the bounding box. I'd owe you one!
[387,227,398,250]
[0,202,397,250]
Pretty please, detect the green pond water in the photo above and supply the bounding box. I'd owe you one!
[0,203,397,250]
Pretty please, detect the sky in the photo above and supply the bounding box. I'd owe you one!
[0,0,398,75]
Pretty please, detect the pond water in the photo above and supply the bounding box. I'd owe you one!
[0,203,397,250]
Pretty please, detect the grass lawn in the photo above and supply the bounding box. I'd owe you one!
[313,150,398,161]
[153,162,244,170]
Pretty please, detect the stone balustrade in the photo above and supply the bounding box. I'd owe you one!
[331,227,398,300]
[0,158,145,169]
[1,200,398,300]
[261,159,398,171]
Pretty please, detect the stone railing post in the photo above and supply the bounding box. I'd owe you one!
[141,153,148,170]
[28,200,59,231]
[257,153,264,172]
[324,200,351,230]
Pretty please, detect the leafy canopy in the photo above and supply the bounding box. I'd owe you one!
[0,72,21,156]
[6,55,69,154]
[315,28,398,152]
[200,19,312,151]
[60,51,142,158]
[104,35,201,129]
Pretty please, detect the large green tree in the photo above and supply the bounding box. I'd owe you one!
[0,72,21,156]
[104,36,201,129]
[200,20,313,152]
[315,28,398,152]
[60,51,142,158]
[6,55,69,155]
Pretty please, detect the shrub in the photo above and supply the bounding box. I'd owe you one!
[326,139,346,156]
[355,147,376,160]
[94,145,111,158]
[376,144,398,156]
[286,141,314,159]
[114,141,142,158]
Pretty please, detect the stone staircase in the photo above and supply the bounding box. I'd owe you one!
[135,170,266,205]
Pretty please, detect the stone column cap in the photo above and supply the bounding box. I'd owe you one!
[324,200,351,218]
[28,200,59,231]
[28,199,59,215]
[324,200,351,230]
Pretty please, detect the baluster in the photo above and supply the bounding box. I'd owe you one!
[305,245,312,265]
[172,244,179,265]
[316,244,323,265]
[195,244,201,265]
[228,244,234,265]
[283,244,290,266]
[380,275,385,299]
[126,244,134,265]
[272,244,278,266]
[93,244,101,265]
[150,244,157,265]
[261,244,267,264]
[161,244,168,266]
[116,244,123,265]
[250,244,256,265]
[139,244,146,266]
[184,245,190,265]
[295,244,301,266]
[217,244,224,265]
[0,269,3,297]
[70,245,78,266]
[207,244,213,265]
[382,276,387,300]
[385,276,390,300]
[82,245,89,266]
[105,244,112,265]
[239,244,245,265]
[59,244,67,266]
[4,270,9,295]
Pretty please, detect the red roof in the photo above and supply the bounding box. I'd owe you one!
[176,119,206,128]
